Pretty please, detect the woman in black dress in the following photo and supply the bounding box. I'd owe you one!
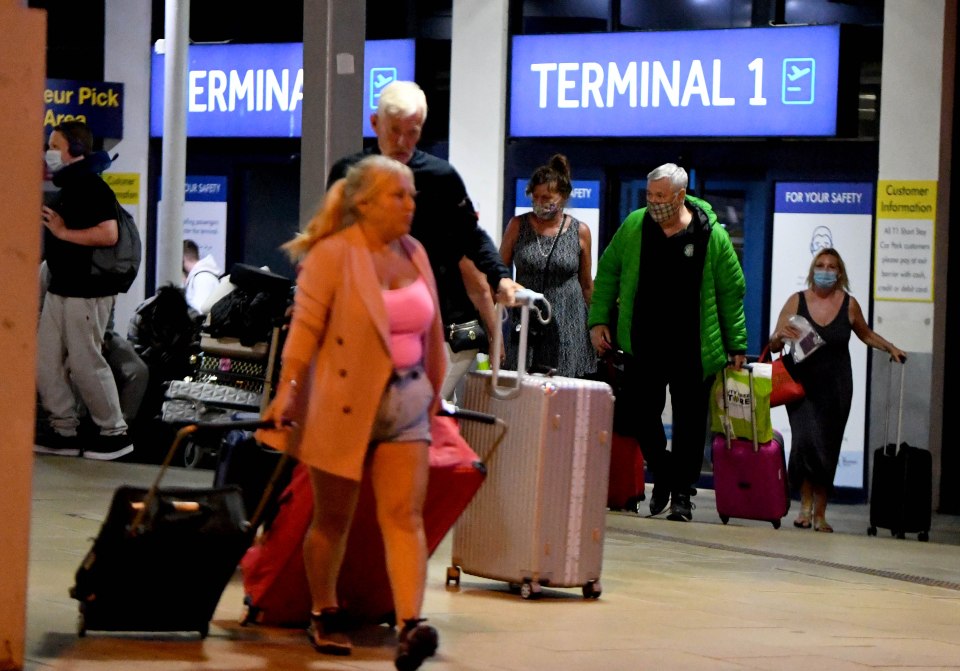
[769,248,905,532]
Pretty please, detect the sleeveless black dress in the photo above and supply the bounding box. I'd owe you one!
[784,291,853,490]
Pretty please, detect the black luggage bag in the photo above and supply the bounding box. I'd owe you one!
[70,420,287,637]
[867,361,931,542]
[213,429,293,530]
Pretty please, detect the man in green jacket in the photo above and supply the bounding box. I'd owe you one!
[589,163,747,522]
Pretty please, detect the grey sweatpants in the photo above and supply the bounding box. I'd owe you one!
[36,293,127,436]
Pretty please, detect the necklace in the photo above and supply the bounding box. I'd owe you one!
[531,214,564,257]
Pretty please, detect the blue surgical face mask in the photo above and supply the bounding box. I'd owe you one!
[813,270,838,288]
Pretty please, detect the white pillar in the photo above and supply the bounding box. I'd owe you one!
[104,0,152,332]
[0,2,45,667]
[874,0,955,506]
[156,0,190,286]
[449,0,510,242]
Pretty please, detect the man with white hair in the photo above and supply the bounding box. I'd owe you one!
[328,80,520,399]
[589,163,747,523]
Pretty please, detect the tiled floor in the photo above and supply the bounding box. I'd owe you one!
[26,455,960,670]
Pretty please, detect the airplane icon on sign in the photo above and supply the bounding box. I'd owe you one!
[370,68,398,109]
[787,64,811,81]
[782,58,815,104]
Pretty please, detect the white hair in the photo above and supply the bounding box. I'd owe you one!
[376,81,428,121]
[647,163,688,192]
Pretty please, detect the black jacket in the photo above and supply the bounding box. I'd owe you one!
[44,152,119,297]
[328,148,509,325]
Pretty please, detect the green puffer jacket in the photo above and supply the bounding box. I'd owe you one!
[588,195,747,379]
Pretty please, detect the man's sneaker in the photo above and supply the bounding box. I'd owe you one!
[667,492,695,522]
[84,433,134,461]
[395,618,439,671]
[648,484,670,517]
[34,431,81,457]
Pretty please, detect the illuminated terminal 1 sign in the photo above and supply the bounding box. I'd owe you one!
[509,25,840,137]
[150,39,415,138]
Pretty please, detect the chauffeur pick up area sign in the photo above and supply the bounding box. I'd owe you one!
[509,25,840,137]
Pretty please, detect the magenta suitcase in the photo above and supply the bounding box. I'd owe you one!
[712,365,790,529]
[712,430,789,528]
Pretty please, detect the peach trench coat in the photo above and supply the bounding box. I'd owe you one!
[256,225,446,481]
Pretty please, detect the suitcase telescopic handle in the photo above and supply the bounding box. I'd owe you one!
[128,419,283,536]
[489,292,553,400]
[883,360,907,456]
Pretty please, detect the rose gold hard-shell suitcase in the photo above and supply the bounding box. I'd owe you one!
[448,294,613,599]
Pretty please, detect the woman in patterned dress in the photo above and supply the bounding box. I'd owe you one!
[500,154,595,377]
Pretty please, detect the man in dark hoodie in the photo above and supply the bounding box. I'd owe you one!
[35,121,133,460]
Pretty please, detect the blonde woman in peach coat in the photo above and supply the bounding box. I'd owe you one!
[258,155,445,671]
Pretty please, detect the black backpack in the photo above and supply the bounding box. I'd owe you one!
[90,202,142,293]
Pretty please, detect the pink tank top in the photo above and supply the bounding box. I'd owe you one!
[382,276,434,368]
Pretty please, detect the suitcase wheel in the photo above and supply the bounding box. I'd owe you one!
[445,566,461,588]
[919,531,929,542]
[582,580,602,599]
[77,610,87,638]
[519,580,542,600]
[867,526,878,536]
[719,515,730,525]
[771,520,781,530]
[895,531,906,540]
[198,623,209,639]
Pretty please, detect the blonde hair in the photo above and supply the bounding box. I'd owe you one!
[376,81,428,121]
[284,155,413,260]
[805,247,851,291]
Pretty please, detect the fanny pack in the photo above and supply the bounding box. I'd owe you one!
[447,319,488,353]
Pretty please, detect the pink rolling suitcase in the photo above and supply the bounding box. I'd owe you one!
[712,365,790,529]
[448,293,613,599]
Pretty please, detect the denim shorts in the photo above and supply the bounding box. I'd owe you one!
[369,365,433,444]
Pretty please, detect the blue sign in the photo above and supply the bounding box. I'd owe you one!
[509,25,840,138]
[44,79,125,139]
[775,182,874,215]
[150,39,415,138]
[185,176,228,202]
[515,179,600,208]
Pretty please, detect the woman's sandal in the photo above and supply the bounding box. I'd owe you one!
[793,509,813,529]
[307,608,352,656]
[813,517,834,533]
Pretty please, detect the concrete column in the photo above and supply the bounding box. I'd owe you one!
[300,0,365,225]
[103,0,152,333]
[156,0,189,286]
[0,3,45,668]
[873,0,956,507]
[449,0,510,242]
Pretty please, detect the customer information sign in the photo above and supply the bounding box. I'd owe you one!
[874,181,937,303]
[510,25,840,137]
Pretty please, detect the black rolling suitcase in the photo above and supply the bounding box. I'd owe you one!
[213,428,293,530]
[867,361,932,542]
[70,420,288,637]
